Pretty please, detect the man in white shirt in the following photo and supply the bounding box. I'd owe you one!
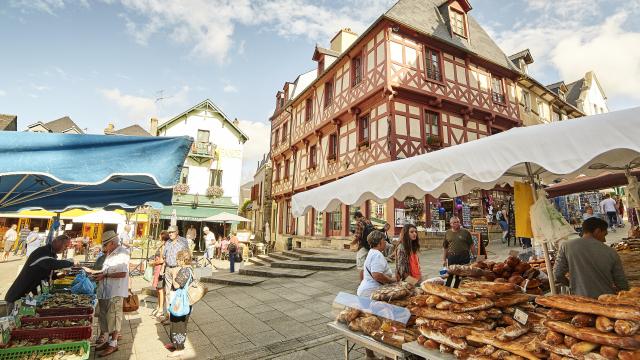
[203,227,216,262]
[119,225,132,249]
[25,227,43,257]
[95,230,130,357]
[600,194,618,232]
[2,224,18,262]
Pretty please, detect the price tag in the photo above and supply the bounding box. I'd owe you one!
[513,308,528,325]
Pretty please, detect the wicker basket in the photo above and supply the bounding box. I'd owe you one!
[19,314,93,328]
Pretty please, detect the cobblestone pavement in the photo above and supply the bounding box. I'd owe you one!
[0,226,631,359]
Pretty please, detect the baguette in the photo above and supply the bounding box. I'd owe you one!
[595,316,614,333]
[415,318,454,331]
[617,350,640,360]
[461,281,519,294]
[466,331,541,360]
[494,293,531,308]
[421,282,469,304]
[615,320,640,336]
[598,346,618,360]
[570,342,598,356]
[497,323,530,341]
[413,307,476,324]
[535,295,640,321]
[451,298,495,313]
[539,340,578,359]
[544,320,640,350]
[419,325,468,350]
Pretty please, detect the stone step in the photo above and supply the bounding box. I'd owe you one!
[239,267,316,278]
[270,252,300,260]
[142,286,158,297]
[299,254,356,264]
[200,273,266,286]
[290,248,318,255]
[248,257,268,266]
[270,260,356,271]
[256,254,277,263]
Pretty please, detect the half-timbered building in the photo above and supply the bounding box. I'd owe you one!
[269,0,528,248]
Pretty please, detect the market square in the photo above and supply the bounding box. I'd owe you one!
[1,0,640,359]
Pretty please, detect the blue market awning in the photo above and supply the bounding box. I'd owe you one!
[0,132,192,211]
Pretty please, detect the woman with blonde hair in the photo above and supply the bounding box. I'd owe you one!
[165,249,194,357]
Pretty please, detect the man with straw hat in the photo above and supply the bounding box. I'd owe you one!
[94,230,130,357]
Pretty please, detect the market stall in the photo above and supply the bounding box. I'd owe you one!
[0,132,192,359]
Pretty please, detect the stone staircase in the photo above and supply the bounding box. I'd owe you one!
[200,248,356,286]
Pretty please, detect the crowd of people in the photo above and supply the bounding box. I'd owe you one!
[2,224,45,262]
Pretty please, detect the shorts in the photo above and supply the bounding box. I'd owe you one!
[156,275,165,290]
[4,241,14,252]
[356,248,369,270]
[98,297,124,334]
[498,220,509,231]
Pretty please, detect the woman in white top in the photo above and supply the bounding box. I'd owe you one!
[356,230,395,360]
[357,230,395,298]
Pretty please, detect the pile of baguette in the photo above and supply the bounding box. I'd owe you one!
[411,281,547,359]
[613,242,640,287]
[613,239,640,253]
[336,308,418,348]
[447,256,549,295]
[535,289,640,360]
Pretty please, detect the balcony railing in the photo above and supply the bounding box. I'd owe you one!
[190,142,216,158]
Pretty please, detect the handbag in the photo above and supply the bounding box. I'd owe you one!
[169,278,192,317]
[187,276,208,305]
[123,290,139,313]
[143,264,154,282]
[234,251,243,262]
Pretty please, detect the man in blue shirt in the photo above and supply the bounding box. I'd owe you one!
[159,225,188,323]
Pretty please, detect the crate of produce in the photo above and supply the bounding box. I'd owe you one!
[11,325,92,342]
[0,340,90,360]
[19,314,93,329]
[36,306,94,317]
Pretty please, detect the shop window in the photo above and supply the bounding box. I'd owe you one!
[309,145,318,169]
[348,205,361,234]
[491,77,505,104]
[368,200,386,223]
[450,9,467,37]
[425,48,442,82]
[328,133,338,160]
[352,55,363,86]
[358,114,370,147]
[281,122,288,142]
[324,79,333,108]
[209,169,223,187]
[284,159,290,180]
[424,110,441,146]
[314,211,324,236]
[180,167,189,184]
[328,210,342,235]
[305,98,313,122]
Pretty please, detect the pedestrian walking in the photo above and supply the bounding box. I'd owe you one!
[119,224,132,249]
[93,231,130,357]
[600,193,618,232]
[159,225,189,324]
[14,225,29,256]
[165,250,194,357]
[395,224,421,283]
[228,237,239,273]
[25,227,43,258]
[616,196,625,227]
[442,216,473,266]
[2,224,18,262]
[496,205,510,244]
[350,211,374,281]
[203,227,215,265]
[186,225,197,251]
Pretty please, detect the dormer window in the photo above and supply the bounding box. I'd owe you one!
[318,58,325,76]
[450,9,467,37]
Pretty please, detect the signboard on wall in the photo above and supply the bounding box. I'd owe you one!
[394,208,405,228]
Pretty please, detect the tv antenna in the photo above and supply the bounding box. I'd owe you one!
[155,89,173,104]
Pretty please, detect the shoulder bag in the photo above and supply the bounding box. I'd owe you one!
[123,289,140,313]
[186,269,208,305]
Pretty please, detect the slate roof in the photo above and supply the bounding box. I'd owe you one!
[546,81,565,95]
[0,114,17,131]
[564,79,585,107]
[114,124,151,136]
[384,0,521,72]
[508,49,534,65]
[42,116,84,134]
[315,46,340,58]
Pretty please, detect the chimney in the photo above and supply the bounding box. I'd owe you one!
[233,118,240,127]
[104,123,115,135]
[149,117,158,136]
[330,28,358,54]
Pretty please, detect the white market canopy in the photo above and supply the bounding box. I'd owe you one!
[72,210,126,224]
[292,107,640,217]
[203,212,251,223]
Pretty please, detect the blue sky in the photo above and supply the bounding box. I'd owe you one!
[1,0,639,182]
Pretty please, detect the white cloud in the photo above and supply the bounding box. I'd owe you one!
[100,86,190,121]
[18,0,394,63]
[494,1,640,101]
[223,84,238,93]
[0,90,6,96]
[31,84,50,91]
[237,119,271,183]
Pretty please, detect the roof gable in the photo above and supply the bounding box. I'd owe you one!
[0,114,17,131]
[158,99,248,142]
[384,0,520,72]
[114,124,151,136]
[26,116,84,134]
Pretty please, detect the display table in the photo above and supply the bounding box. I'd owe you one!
[326,322,408,360]
[402,341,456,360]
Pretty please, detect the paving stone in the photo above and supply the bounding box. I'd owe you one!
[247,329,286,347]
[273,350,320,360]
[287,308,325,322]
[243,304,274,314]
[254,310,287,322]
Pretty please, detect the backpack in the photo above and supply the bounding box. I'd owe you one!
[228,242,237,253]
[359,222,375,250]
